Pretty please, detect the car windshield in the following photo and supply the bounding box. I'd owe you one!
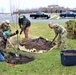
[36,12,44,14]
[63,11,74,14]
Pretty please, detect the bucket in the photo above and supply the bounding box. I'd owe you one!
[60,50,76,66]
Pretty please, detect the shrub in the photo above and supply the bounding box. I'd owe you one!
[66,20,76,38]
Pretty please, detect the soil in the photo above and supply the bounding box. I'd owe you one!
[21,37,56,51]
[5,37,56,65]
[64,52,76,56]
[5,52,35,65]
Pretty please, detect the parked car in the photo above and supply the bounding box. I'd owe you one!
[30,12,50,19]
[59,11,76,18]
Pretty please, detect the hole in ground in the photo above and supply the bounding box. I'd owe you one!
[24,37,56,51]
[5,52,35,65]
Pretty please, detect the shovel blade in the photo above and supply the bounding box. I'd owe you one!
[15,52,19,57]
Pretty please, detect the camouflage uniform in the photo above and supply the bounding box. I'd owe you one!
[0,31,7,51]
[53,24,67,49]
[0,31,7,61]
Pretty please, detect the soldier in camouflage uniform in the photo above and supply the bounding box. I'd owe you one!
[0,20,18,38]
[48,22,67,49]
[0,30,17,61]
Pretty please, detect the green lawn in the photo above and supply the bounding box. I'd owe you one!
[0,22,76,75]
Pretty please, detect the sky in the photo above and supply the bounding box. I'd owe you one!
[0,0,76,13]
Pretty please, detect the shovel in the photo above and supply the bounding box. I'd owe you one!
[2,49,19,57]
[11,46,19,57]
[51,40,56,47]
[8,40,19,57]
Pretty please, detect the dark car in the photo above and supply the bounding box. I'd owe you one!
[30,12,50,19]
[59,11,76,18]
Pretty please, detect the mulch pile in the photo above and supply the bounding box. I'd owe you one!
[5,52,35,65]
[24,37,56,51]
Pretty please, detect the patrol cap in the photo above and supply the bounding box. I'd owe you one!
[5,20,10,23]
[49,22,52,24]
[48,22,54,26]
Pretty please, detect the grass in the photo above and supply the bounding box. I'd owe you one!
[50,15,59,20]
[0,22,76,75]
[49,13,60,20]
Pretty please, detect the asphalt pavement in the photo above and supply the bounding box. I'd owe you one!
[0,13,75,23]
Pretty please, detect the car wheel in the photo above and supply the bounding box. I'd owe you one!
[34,17,36,19]
[74,16,76,18]
[46,17,48,19]
[32,17,34,19]
[61,16,65,18]
[62,16,64,18]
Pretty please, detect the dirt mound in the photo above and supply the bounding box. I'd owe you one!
[5,52,35,65]
[24,37,56,51]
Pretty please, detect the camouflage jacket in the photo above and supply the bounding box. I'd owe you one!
[53,24,67,35]
[0,31,7,52]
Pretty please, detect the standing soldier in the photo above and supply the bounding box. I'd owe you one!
[48,22,67,49]
[0,20,18,38]
[18,14,31,45]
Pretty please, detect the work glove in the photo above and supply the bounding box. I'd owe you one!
[52,39,54,42]
[52,39,56,43]
[15,30,19,34]
[20,29,23,35]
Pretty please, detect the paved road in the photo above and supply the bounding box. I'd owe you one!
[0,14,74,23]
[25,14,70,23]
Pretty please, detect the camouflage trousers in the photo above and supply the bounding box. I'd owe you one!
[57,31,67,49]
